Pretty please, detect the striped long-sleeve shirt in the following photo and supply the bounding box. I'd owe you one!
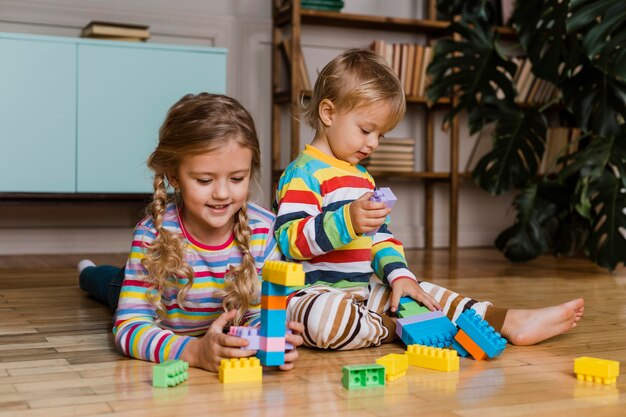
[274,145,416,287]
[113,201,281,363]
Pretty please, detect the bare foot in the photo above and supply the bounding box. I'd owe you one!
[499,298,584,346]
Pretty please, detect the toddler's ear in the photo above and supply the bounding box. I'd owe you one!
[318,99,335,127]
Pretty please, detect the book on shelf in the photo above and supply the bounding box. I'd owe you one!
[370,41,434,98]
[280,39,312,91]
[81,21,150,40]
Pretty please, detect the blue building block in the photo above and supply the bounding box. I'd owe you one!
[260,309,287,337]
[261,280,291,296]
[257,350,285,366]
[456,309,507,358]
[397,315,458,348]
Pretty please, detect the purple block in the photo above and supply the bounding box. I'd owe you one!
[229,326,260,350]
[370,187,397,209]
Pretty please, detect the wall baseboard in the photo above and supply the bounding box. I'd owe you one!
[0,228,132,255]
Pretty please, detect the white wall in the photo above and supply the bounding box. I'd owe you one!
[0,0,514,255]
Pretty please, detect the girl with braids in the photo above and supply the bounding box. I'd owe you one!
[78,93,304,372]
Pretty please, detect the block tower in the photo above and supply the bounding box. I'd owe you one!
[257,260,305,366]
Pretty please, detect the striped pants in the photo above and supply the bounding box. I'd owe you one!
[286,280,507,351]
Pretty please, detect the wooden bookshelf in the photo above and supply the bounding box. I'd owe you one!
[271,0,461,251]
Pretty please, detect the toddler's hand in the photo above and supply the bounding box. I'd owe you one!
[349,192,391,235]
[279,321,305,371]
[181,309,255,372]
[390,278,442,314]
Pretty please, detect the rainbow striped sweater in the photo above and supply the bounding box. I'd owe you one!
[274,145,416,287]
[113,201,280,363]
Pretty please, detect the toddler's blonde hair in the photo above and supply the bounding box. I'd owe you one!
[302,48,406,132]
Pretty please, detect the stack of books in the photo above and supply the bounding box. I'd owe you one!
[370,41,434,99]
[361,138,415,173]
[301,0,344,12]
[81,21,150,42]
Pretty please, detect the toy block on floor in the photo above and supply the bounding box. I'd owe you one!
[450,338,470,357]
[376,353,409,381]
[370,187,397,209]
[454,329,486,360]
[574,357,620,384]
[455,309,507,358]
[406,344,459,372]
[262,260,306,287]
[396,312,457,348]
[342,364,386,389]
[218,357,262,384]
[153,359,189,387]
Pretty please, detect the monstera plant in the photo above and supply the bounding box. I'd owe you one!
[428,0,626,270]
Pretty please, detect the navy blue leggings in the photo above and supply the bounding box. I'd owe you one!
[79,265,124,310]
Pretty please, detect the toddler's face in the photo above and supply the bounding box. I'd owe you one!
[171,138,252,246]
[322,100,395,165]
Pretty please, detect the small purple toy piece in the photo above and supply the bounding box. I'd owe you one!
[370,187,397,209]
[229,326,293,350]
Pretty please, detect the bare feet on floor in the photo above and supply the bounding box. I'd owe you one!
[500,298,585,346]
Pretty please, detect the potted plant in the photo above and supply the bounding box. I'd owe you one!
[428,0,626,270]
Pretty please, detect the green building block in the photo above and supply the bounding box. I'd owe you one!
[153,359,189,387]
[341,364,385,389]
[398,301,430,318]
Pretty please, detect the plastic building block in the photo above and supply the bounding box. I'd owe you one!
[455,309,507,358]
[342,364,386,389]
[370,187,397,209]
[153,359,189,387]
[376,353,409,381]
[229,326,261,350]
[256,350,285,366]
[398,301,430,318]
[261,260,306,287]
[574,357,620,384]
[454,329,486,360]
[396,312,458,348]
[259,309,287,337]
[450,338,470,357]
[261,280,291,296]
[261,294,286,310]
[218,357,262,384]
[406,344,459,372]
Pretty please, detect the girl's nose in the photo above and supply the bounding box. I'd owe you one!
[212,180,229,199]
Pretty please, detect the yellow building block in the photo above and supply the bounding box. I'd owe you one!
[218,357,262,384]
[406,344,459,372]
[376,353,409,381]
[574,357,620,384]
[261,260,305,287]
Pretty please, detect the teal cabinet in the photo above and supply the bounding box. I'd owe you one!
[0,36,76,192]
[0,33,227,194]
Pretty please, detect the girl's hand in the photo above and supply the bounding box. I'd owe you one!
[390,278,442,314]
[181,309,255,372]
[278,321,304,371]
[349,192,391,235]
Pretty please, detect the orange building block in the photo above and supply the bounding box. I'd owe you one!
[261,295,286,310]
[454,329,486,360]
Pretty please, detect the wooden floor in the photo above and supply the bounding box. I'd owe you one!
[1,249,625,416]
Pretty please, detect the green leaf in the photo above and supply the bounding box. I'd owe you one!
[513,0,579,83]
[495,183,560,261]
[586,169,626,271]
[428,18,517,126]
[568,0,626,80]
[561,66,626,136]
[472,106,547,195]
